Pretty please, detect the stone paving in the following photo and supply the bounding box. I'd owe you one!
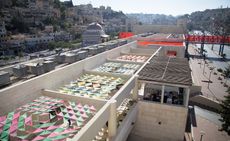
[189,45,230,141]
[193,115,230,141]
[189,45,229,101]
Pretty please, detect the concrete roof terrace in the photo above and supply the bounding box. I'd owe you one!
[138,56,192,86]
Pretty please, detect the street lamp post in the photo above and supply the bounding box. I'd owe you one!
[200,131,205,141]
[211,17,215,50]
[203,53,207,74]
[200,59,202,68]
[203,61,206,74]
[208,67,215,89]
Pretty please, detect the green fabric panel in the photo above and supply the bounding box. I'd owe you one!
[39,130,52,135]
[70,102,75,107]
[54,128,65,133]
[50,114,56,119]
[42,138,52,141]
[7,112,14,118]
[0,131,9,139]
[61,108,68,113]
[39,123,54,128]
[50,134,68,140]
[77,116,84,122]
[19,114,26,121]
[5,119,12,124]
[17,120,24,128]
[76,111,81,117]
[34,124,42,128]
[1,137,9,141]
[76,121,83,127]
[85,109,92,116]
[17,134,29,139]
[64,114,70,119]
[2,123,11,131]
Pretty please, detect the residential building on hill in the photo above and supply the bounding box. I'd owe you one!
[82,22,109,47]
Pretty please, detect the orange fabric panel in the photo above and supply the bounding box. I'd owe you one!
[185,35,230,44]
[167,51,177,56]
[137,41,183,47]
[119,32,134,39]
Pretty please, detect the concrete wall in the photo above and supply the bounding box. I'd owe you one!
[72,102,111,141]
[0,42,135,115]
[130,47,158,55]
[190,95,221,111]
[114,104,138,141]
[42,89,106,110]
[190,85,202,97]
[133,25,184,34]
[156,45,185,58]
[131,101,188,141]
[112,76,135,107]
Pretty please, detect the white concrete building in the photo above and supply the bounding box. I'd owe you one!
[0,35,194,141]
[82,22,109,47]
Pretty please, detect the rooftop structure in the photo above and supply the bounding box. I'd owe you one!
[0,33,194,141]
[139,56,192,86]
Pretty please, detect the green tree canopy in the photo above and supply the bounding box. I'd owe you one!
[10,16,29,33]
[219,92,230,135]
[223,66,230,84]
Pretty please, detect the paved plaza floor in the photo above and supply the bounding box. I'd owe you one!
[189,45,230,141]
[189,45,229,101]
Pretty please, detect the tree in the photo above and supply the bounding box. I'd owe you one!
[219,93,230,135]
[60,5,66,19]
[10,16,29,33]
[2,56,10,65]
[48,42,57,50]
[48,41,74,50]
[213,9,230,36]
[11,0,28,8]
[223,66,230,84]
[54,0,61,9]
[185,8,230,36]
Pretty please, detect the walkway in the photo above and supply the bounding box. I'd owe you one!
[193,114,230,141]
[189,45,228,101]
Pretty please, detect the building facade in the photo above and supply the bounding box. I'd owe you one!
[82,22,109,47]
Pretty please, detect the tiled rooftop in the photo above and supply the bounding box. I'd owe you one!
[138,56,192,86]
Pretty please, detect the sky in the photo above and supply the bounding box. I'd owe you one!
[61,0,230,16]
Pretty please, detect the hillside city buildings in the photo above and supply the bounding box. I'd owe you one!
[0,0,132,57]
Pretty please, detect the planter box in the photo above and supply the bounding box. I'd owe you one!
[31,64,45,76]
[12,65,28,78]
[64,53,77,64]
[43,61,55,72]
[0,71,10,86]
[78,51,88,60]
